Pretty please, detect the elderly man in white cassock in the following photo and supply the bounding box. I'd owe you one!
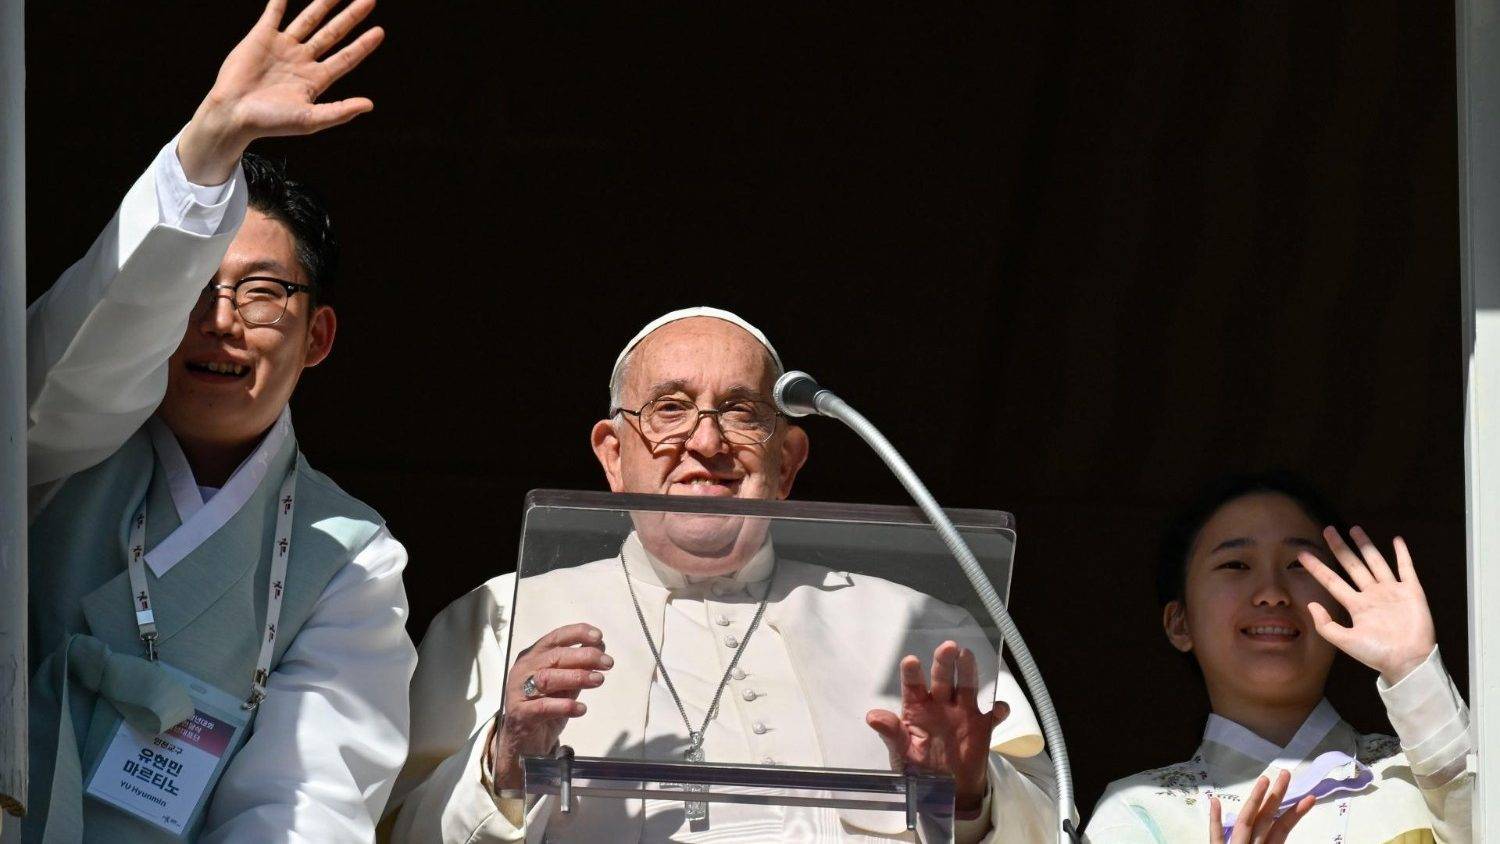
[383,308,1057,842]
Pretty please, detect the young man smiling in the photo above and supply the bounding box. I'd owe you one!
[152,155,341,489]
[24,1,414,841]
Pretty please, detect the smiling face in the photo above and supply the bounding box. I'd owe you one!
[1164,492,1340,714]
[156,209,335,458]
[591,317,810,575]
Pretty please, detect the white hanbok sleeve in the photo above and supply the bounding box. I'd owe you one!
[27,134,245,511]
[1376,646,1473,843]
[201,526,418,843]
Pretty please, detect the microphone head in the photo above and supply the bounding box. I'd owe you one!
[774,370,823,417]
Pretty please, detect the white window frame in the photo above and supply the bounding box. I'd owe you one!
[0,0,27,821]
[1458,0,1497,836]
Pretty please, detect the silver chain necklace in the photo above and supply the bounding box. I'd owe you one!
[620,542,776,822]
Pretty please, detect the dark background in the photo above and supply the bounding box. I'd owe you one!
[28,2,1464,821]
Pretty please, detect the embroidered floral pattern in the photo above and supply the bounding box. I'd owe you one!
[1357,733,1402,765]
[1148,760,1207,799]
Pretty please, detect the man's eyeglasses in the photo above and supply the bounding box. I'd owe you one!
[612,397,783,447]
[195,277,313,327]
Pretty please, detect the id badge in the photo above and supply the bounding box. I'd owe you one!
[84,664,254,837]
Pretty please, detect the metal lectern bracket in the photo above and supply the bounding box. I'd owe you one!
[905,772,919,831]
[556,745,575,814]
[520,752,956,840]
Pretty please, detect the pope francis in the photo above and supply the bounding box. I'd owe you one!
[382,308,1057,842]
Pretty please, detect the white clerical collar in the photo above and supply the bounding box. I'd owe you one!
[144,407,294,578]
[1203,698,1342,769]
[620,530,775,592]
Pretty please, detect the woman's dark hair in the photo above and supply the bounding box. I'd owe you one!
[241,152,339,306]
[1156,472,1344,608]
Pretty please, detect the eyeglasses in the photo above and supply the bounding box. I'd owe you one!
[612,397,783,447]
[195,277,313,327]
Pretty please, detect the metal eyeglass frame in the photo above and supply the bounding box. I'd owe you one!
[610,398,785,448]
[198,276,314,327]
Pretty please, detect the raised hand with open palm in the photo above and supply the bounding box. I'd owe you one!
[1208,770,1315,844]
[179,0,386,184]
[1299,526,1437,684]
[865,641,1010,814]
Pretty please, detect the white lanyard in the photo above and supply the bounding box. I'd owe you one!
[127,465,297,711]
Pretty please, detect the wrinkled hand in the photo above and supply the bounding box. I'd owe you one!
[865,641,1007,813]
[179,0,386,183]
[1300,526,1437,684]
[488,623,612,791]
[1209,770,1314,843]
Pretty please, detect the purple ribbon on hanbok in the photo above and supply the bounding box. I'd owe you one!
[1219,750,1372,836]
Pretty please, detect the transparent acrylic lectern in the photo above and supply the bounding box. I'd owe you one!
[506,490,1019,842]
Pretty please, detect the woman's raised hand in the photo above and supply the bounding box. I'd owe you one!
[1300,526,1437,684]
[1209,770,1315,844]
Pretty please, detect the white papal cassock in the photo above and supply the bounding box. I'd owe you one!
[1085,647,1471,843]
[384,532,1060,842]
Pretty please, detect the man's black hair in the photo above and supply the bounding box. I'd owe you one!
[1156,471,1344,608]
[241,152,339,306]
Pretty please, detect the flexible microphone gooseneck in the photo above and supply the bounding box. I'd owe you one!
[774,370,1078,843]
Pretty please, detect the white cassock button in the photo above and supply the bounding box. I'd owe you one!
[742,689,757,701]
[731,668,747,680]
[762,756,775,765]
[724,634,739,648]
[752,721,768,735]
[715,614,730,626]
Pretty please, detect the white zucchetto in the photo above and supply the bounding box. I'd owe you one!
[609,306,784,405]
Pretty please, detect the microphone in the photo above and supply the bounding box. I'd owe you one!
[772,370,832,418]
[774,369,1079,842]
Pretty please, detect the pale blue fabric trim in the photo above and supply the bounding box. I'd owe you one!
[143,408,292,577]
[38,635,194,844]
[1127,804,1169,844]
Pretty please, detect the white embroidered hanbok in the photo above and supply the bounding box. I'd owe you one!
[1085,648,1471,843]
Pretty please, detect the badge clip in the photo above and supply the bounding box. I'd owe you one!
[241,688,266,712]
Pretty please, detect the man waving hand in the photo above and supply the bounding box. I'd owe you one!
[26,2,413,841]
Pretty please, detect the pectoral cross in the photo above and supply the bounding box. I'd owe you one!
[659,733,709,823]
[683,732,707,822]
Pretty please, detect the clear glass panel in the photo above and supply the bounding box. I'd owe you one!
[505,490,1017,841]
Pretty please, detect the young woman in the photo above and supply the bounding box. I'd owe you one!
[1085,475,1472,843]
